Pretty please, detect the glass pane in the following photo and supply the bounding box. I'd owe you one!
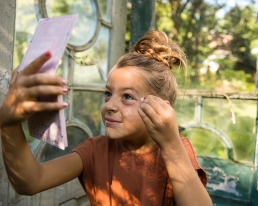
[46,0,98,46]
[175,96,196,125]
[73,26,110,84]
[37,126,89,162]
[73,91,104,136]
[180,128,227,159]
[176,96,256,165]
[14,0,38,68]
[56,50,69,79]
[202,98,256,164]
[98,0,112,22]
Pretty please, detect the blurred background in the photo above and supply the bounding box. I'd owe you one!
[1,0,258,205]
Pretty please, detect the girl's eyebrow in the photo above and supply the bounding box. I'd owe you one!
[105,85,140,94]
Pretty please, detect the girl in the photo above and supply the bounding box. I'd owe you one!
[0,31,212,205]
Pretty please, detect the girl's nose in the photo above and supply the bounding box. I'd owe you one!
[104,96,119,112]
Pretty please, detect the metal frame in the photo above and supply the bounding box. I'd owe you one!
[178,90,258,165]
[35,0,112,52]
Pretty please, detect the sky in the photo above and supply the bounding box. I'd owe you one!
[207,0,258,18]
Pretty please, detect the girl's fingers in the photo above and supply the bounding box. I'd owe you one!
[20,73,65,88]
[22,101,68,114]
[26,85,68,98]
[138,108,155,127]
[140,97,163,122]
[143,95,170,113]
[20,51,52,76]
[140,95,174,127]
[11,67,19,79]
[139,103,161,126]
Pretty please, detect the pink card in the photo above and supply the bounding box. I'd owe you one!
[18,14,78,150]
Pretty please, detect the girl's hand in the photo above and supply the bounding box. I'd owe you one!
[0,51,68,127]
[138,95,180,149]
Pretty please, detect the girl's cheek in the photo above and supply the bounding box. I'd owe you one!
[123,106,140,117]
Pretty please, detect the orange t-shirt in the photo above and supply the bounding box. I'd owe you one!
[73,136,207,206]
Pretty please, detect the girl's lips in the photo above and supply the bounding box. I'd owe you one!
[105,118,120,125]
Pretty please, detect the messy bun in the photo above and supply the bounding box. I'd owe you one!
[115,30,187,107]
[131,31,187,70]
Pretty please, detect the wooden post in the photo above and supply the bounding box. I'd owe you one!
[130,0,156,47]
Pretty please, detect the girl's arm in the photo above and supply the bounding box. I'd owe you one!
[139,95,213,206]
[2,124,83,195]
[0,52,83,195]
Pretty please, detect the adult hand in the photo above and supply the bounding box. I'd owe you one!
[138,95,180,149]
[0,51,68,127]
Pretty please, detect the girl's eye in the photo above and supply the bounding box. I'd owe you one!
[104,91,112,101]
[104,91,112,97]
[123,94,134,100]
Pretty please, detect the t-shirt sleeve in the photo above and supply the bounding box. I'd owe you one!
[180,136,207,186]
[72,137,95,192]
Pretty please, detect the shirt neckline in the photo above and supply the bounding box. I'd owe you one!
[118,140,159,156]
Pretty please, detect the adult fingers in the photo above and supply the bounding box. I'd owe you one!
[20,51,52,76]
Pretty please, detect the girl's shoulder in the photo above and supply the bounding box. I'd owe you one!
[73,135,109,149]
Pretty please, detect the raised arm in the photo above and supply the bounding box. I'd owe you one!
[0,52,83,195]
[139,95,213,206]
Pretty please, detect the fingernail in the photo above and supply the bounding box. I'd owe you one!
[62,78,66,85]
[44,51,51,57]
[62,87,68,93]
[62,102,68,108]
[140,97,144,102]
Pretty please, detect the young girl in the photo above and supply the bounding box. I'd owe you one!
[0,31,212,205]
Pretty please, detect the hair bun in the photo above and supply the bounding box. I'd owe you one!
[131,31,187,70]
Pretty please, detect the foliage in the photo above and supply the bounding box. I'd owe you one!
[155,0,258,92]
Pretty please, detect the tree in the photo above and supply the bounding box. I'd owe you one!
[155,0,257,91]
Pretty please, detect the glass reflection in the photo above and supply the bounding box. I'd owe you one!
[73,26,110,84]
[73,91,103,136]
[46,0,98,46]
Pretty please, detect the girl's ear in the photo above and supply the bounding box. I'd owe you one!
[165,100,170,105]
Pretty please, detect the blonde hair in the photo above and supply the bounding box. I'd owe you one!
[116,31,187,107]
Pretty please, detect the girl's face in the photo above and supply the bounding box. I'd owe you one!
[101,66,151,142]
